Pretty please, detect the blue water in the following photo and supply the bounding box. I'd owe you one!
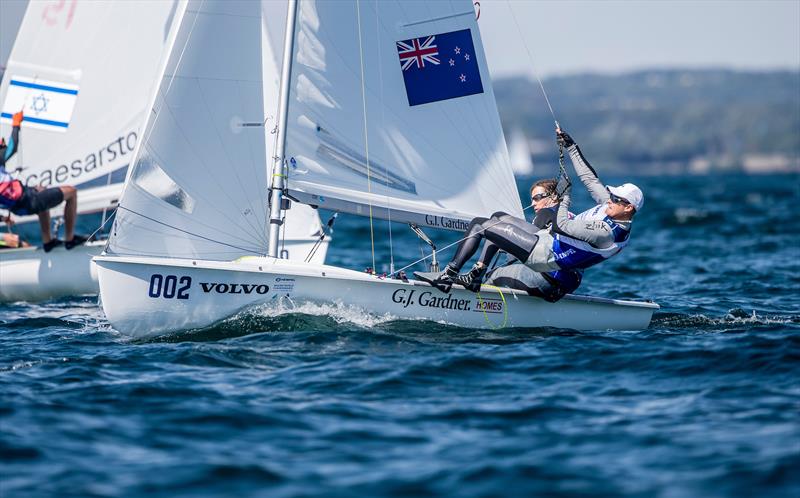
[2,174,799,497]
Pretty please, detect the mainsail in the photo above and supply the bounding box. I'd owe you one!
[0,0,181,217]
[282,0,523,231]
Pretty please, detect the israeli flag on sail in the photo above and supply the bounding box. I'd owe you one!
[396,29,484,107]
[1,76,79,133]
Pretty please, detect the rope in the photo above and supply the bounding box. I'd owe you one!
[505,0,558,126]
[355,0,376,273]
[476,284,508,329]
[86,207,117,242]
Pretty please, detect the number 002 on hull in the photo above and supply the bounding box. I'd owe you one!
[95,256,659,338]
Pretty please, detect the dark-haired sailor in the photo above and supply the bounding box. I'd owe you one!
[481,178,583,302]
[415,127,642,294]
[0,112,87,252]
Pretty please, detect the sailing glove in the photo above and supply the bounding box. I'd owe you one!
[556,172,571,198]
[556,128,575,148]
[12,111,23,127]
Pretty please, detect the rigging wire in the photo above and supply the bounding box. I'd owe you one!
[389,202,536,278]
[355,0,377,273]
[117,205,263,254]
[505,0,559,126]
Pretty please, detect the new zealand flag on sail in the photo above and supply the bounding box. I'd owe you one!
[396,29,484,107]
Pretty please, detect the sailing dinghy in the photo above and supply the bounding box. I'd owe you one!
[0,0,328,302]
[96,0,658,337]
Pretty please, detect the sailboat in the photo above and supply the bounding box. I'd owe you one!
[508,128,535,177]
[96,0,658,337]
[0,0,328,302]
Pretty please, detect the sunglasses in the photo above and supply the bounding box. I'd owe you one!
[531,193,551,202]
[609,192,631,205]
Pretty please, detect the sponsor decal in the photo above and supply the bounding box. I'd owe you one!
[273,277,295,293]
[199,282,269,295]
[391,288,471,311]
[423,215,470,231]
[22,130,138,188]
[474,297,503,314]
[554,248,576,260]
[146,273,271,300]
[391,288,504,314]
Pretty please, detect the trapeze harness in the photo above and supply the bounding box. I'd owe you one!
[549,208,630,271]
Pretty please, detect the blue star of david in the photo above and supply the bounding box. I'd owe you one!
[30,93,49,115]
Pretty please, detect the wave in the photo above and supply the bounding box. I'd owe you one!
[652,309,800,329]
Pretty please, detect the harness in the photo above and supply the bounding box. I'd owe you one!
[551,215,630,270]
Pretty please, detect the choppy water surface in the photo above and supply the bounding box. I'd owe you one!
[2,174,799,497]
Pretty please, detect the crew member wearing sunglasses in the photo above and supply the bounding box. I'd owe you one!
[415,127,643,294]
[476,178,584,302]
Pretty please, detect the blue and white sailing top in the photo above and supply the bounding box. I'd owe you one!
[525,144,632,272]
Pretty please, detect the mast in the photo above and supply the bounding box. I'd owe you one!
[267,0,299,258]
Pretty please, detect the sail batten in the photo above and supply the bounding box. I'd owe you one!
[283,0,523,232]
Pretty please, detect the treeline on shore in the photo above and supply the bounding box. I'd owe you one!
[495,69,800,174]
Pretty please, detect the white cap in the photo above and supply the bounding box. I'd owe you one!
[607,183,644,212]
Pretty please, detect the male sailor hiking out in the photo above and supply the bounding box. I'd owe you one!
[415,126,643,294]
[0,111,87,252]
[480,178,584,302]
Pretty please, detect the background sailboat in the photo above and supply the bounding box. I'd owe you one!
[507,128,535,177]
[0,0,328,302]
[96,0,657,337]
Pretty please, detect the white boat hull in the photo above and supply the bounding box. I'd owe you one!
[0,241,105,302]
[1,239,327,303]
[95,255,659,337]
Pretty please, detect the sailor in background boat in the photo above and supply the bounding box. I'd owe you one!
[0,112,87,252]
[480,178,583,301]
[415,127,643,294]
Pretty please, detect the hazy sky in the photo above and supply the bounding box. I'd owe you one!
[2,0,799,78]
[479,0,800,77]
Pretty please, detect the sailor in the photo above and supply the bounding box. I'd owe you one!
[0,111,87,252]
[0,214,30,249]
[481,178,584,302]
[415,127,643,294]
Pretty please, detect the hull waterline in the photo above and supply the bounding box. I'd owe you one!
[95,255,659,337]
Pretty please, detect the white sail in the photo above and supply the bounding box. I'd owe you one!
[0,0,181,217]
[282,0,523,231]
[106,0,268,260]
[106,0,325,261]
[508,128,534,176]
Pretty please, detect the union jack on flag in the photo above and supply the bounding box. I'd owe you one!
[397,36,439,70]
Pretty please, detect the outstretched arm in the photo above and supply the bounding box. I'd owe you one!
[557,129,609,205]
[1,112,22,167]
